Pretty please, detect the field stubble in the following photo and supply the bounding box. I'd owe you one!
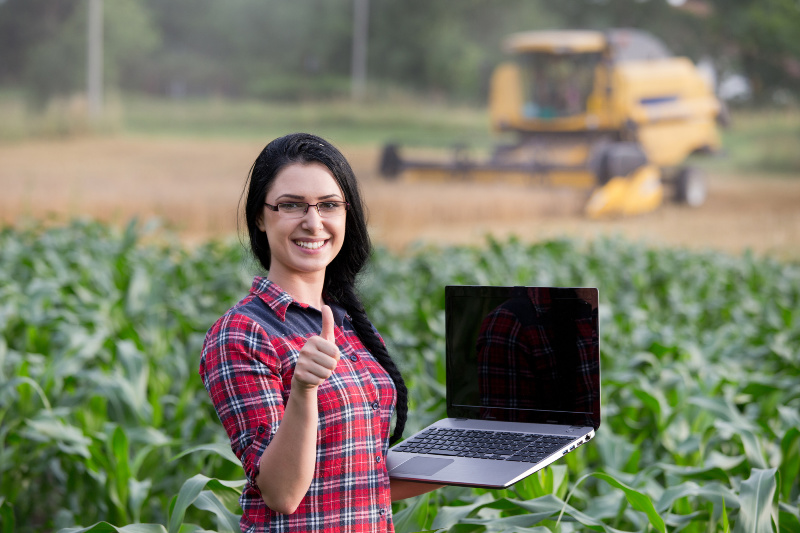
[1,136,799,257]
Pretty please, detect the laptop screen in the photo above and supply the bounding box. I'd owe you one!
[445,286,600,429]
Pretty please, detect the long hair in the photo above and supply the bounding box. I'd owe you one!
[242,132,407,443]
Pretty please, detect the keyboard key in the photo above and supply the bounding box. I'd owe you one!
[428,449,460,456]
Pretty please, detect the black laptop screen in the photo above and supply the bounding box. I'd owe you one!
[445,286,600,429]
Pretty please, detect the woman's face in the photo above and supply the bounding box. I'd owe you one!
[257,162,346,286]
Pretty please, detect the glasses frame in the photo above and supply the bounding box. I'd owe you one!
[264,201,350,218]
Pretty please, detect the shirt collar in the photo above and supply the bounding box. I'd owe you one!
[250,277,349,326]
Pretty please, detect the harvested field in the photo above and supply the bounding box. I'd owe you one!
[1,136,799,257]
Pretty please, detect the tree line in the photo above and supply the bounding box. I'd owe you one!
[0,0,797,107]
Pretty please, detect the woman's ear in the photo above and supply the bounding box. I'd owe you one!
[256,212,266,232]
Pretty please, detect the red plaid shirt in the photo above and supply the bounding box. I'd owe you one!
[477,288,598,418]
[200,278,396,532]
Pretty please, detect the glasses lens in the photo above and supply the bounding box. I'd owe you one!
[278,203,307,218]
[317,202,347,216]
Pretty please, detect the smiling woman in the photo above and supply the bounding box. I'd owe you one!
[199,133,441,532]
[256,162,347,308]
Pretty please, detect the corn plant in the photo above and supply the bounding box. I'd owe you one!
[1,222,798,532]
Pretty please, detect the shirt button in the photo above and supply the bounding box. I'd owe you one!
[349,355,359,362]
[376,455,382,463]
[257,426,266,434]
[379,508,386,516]
[371,401,379,410]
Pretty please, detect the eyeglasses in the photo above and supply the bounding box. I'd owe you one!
[264,201,350,219]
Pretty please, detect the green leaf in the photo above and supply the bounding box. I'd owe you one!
[110,425,132,517]
[393,493,429,533]
[1,497,15,533]
[0,376,52,410]
[655,480,739,524]
[430,494,502,530]
[171,442,240,466]
[167,475,243,533]
[168,475,212,533]
[507,494,606,531]
[657,463,733,484]
[191,491,240,533]
[458,510,556,530]
[129,479,153,523]
[22,416,91,458]
[592,472,666,533]
[56,522,167,533]
[779,427,800,501]
[778,502,800,533]
[723,498,731,533]
[733,468,777,533]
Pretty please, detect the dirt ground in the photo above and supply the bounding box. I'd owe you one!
[1,136,799,258]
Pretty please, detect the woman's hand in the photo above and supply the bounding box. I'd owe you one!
[292,305,340,391]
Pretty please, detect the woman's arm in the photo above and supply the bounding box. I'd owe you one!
[390,479,445,501]
[254,306,340,514]
[254,387,319,513]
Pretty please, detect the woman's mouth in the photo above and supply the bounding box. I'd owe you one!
[294,240,326,250]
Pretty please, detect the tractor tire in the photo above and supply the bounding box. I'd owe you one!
[592,142,649,186]
[379,144,403,179]
[674,166,707,207]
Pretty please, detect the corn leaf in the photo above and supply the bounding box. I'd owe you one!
[733,468,777,533]
[592,472,666,533]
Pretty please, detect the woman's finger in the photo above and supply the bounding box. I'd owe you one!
[320,305,335,343]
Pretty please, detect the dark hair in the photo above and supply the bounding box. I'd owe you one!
[242,132,407,444]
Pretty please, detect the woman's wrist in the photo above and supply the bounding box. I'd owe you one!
[287,381,320,415]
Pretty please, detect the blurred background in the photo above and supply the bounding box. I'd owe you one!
[2,3,800,532]
[1,0,799,255]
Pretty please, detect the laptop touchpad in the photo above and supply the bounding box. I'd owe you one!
[391,457,453,476]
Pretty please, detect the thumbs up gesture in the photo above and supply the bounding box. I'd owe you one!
[292,305,341,391]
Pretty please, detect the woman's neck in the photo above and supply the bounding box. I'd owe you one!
[267,271,326,310]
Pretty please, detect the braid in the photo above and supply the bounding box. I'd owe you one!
[335,285,408,445]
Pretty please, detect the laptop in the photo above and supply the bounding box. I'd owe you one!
[387,285,600,488]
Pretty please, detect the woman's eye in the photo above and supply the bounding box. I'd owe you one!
[319,202,338,210]
[280,203,304,210]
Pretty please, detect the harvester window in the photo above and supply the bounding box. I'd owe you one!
[518,52,601,119]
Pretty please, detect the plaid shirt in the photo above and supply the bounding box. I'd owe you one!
[477,288,598,418]
[200,278,396,532]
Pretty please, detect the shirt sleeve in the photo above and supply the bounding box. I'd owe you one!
[199,311,286,487]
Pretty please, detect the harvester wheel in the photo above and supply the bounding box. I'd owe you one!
[674,166,707,207]
[379,144,403,179]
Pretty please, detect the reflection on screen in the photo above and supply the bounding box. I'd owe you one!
[447,287,599,422]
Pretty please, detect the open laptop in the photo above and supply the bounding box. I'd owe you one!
[387,285,600,489]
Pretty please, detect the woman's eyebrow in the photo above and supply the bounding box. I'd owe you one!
[274,193,343,201]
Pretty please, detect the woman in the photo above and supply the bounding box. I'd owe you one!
[199,133,439,532]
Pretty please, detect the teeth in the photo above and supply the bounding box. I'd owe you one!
[295,240,325,250]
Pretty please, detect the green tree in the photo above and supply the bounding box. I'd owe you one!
[707,0,800,102]
[548,0,800,101]
[0,0,75,86]
[369,0,559,101]
[1,0,159,107]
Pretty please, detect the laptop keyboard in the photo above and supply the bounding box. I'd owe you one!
[392,428,577,463]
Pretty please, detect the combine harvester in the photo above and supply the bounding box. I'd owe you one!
[380,29,724,218]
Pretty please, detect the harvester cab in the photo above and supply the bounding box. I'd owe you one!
[380,29,723,218]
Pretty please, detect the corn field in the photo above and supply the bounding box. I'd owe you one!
[1,220,799,532]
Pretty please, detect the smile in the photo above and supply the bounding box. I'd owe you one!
[294,240,326,250]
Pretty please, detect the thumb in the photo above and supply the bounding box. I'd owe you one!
[321,305,335,343]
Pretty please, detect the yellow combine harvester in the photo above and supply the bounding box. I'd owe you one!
[379,29,724,217]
